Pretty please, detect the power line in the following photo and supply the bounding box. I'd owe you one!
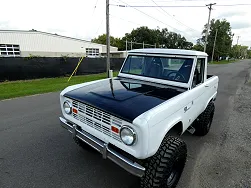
[91,0,100,16]
[115,0,187,34]
[87,0,103,40]
[114,0,197,38]
[122,0,243,3]
[110,3,251,8]
[209,3,251,7]
[93,19,104,38]
[110,0,122,3]
[149,0,200,33]
[110,14,142,26]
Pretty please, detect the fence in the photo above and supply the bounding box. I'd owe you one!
[0,57,125,82]
[125,40,157,51]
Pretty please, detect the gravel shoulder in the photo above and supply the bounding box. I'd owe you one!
[185,62,251,188]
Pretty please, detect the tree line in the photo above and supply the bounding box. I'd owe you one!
[92,26,193,51]
[92,20,251,59]
[194,19,251,60]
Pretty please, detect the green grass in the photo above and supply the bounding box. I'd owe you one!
[210,60,237,64]
[129,69,142,74]
[0,72,118,100]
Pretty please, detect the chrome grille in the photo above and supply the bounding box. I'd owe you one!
[72,100,122,142]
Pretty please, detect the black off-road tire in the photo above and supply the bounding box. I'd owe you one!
[194,102,215,136]
[140,136,187,188]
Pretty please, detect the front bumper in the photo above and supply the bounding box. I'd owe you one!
[59,117,145,177]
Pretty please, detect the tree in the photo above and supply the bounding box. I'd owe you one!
[92,26,193,51]
[122,26,193,50]
[121,26,161,49]
[230,45,249,59]
[201,19,233,60]
[192,39,204,51]
[240,46,249,58]
[230,45,240,58]
[248,48,251,59]
[162,31,193,49]
[91,34,123,50]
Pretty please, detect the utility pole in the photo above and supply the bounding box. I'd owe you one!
[211,29,218,63]
[204,3,216,52]
[237,36,240,45]
[228,33,234,60]
[106,0,110,78]
[237,36,240,58]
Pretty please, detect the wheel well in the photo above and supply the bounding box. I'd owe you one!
[168,121,183,136]
[205,98,214,111]
[209,98,214,104]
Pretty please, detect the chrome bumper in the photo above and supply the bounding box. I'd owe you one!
[59,117,145,177]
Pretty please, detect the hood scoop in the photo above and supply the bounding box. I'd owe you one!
[89,79,154,101]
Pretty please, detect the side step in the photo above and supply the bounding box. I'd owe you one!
[187,126,195,134]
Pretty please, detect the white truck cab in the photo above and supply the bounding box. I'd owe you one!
[59,49,218,188]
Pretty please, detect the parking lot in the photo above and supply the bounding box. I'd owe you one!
[0,60,251,188]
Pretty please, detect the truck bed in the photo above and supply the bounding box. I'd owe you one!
[207,75,214,79]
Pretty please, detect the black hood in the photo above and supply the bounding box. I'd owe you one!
[64,78,181,122]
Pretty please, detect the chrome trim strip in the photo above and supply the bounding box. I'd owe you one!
[59,117,145,177]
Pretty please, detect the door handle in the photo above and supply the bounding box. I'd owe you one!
[205,85,209,87]
[184,101,193,112]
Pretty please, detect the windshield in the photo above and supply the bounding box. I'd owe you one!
[121,55,194,83]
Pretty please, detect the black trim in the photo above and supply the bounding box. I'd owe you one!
[120,55,193,84]
[117,76,187,91]
[119,73,187,84]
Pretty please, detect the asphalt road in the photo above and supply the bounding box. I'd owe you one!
[1,60,251,188]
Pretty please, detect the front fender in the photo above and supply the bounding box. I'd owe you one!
[146,115,183,158]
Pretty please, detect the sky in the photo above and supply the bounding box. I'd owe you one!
[0,0,250,47]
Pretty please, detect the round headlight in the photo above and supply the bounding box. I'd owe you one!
[120,126,136,146]
[63,101,72,114]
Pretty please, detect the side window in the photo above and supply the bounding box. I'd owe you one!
[192,58,205,87]
[121,56,144,75]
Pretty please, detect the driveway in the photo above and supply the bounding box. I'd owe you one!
[0,60,251,188]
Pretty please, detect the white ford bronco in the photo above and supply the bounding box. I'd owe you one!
[59,49,218,188]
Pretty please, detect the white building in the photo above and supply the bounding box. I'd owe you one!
[0,30,118,57]
[101,51,128,58]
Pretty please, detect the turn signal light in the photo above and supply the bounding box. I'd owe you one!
[111,126,119,133]
[72,108,78,114]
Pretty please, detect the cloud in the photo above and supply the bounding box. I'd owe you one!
[231,21,251,30]
[0,21,10,29]
[0,0,250,47]
[217,10,246,19]
[46,28,66,34]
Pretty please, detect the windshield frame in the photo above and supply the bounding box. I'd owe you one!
[118,53,197,89]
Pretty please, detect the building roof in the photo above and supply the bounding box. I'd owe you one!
[0,29,115,48]
[129,48,208,56]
